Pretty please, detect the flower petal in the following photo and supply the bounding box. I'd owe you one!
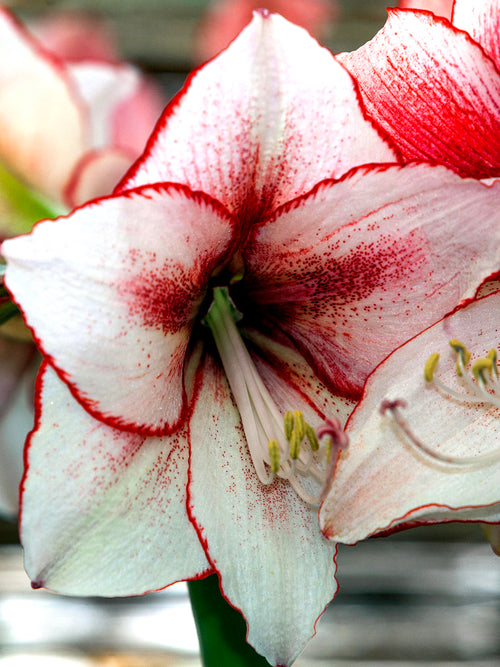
[339,9,500,178]
[320,291,500,544]
[0,7,85,201]
[22,363,211,594]
[3,184,237,435]
[188,354,337,666]
[68,62,140,149]
[118,11,395,221]
[242,163,500,398]
[64,148,135,207]
[453,0,500,71]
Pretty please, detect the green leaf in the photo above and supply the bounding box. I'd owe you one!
[0,162,63,235]
[188,575,271,667]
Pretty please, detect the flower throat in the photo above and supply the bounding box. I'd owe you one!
[204,286,347,505]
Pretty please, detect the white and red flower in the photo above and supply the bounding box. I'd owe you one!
[4,10,500,666]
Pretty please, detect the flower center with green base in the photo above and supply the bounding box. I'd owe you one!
[204,286,344,505]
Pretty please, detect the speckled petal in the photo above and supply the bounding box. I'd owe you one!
[339,9,500,178]
[242,163,500,398]
[3,183,237,435]
[118,11,395,222]
[320,292,500,544]
[22,363,211,595]
[188,354,338,666]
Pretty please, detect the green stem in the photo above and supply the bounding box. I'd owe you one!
[188,574,270,666]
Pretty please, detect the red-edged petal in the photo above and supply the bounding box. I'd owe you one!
[453,0,500,71]
[187,354,337,666]
[64,148,135,207]
[339,9,500,179]
[242,163,500,398]
[320,292,500,544]
[398,0,453,19]
[0,7,86,201]
[22,363,211,594]
[118,11,395,223]
[3,183,237,436]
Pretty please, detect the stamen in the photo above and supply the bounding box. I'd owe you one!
[382,339,500,469]
[204,287,341,506]
[380,398,500,468]
[268,440,280,474]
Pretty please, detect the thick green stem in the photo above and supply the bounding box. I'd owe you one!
[188,574,271,666]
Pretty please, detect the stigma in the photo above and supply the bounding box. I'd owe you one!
[204,287,348,505]
[380,339,500,469]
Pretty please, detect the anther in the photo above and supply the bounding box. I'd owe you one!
[424,353,440,382]
[293,410,306,440]
[472,357,494,382]
[449,339,471,376]
[268,440,280,474]
[289,428,301,460]
[284,411,293,441]
[305,423,319,451]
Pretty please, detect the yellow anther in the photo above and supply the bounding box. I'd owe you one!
[450,339,471,376]
[325,437,332,463]
[268,440,280,474]
[472,357,494,382]
[305,424,319,451]
[284,411,294,441]
[289,428,301,460]
[293,410,306,440]
[488,349,498,377]
[424,353,440,382]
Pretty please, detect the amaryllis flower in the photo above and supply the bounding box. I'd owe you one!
[5,11,500,665]
[0,4,164,517]
[339,1,500,179]
[320,291,500,545]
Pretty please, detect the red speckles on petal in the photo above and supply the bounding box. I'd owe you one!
[120,257,206,336]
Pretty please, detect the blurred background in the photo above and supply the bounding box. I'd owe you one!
[1,0,500,665]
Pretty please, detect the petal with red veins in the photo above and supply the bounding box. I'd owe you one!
[242,163,500,398]
[118,11,395,222]
[319,292,500,544]
[3,183,237,435]
[453,0,500,71]
[64,148,135,207]
[22,363,211,595]
[188,354,337,667]
[0,7,85,201]
[339,9,500,179]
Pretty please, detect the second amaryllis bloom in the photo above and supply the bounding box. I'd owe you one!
[4,11,500,666]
